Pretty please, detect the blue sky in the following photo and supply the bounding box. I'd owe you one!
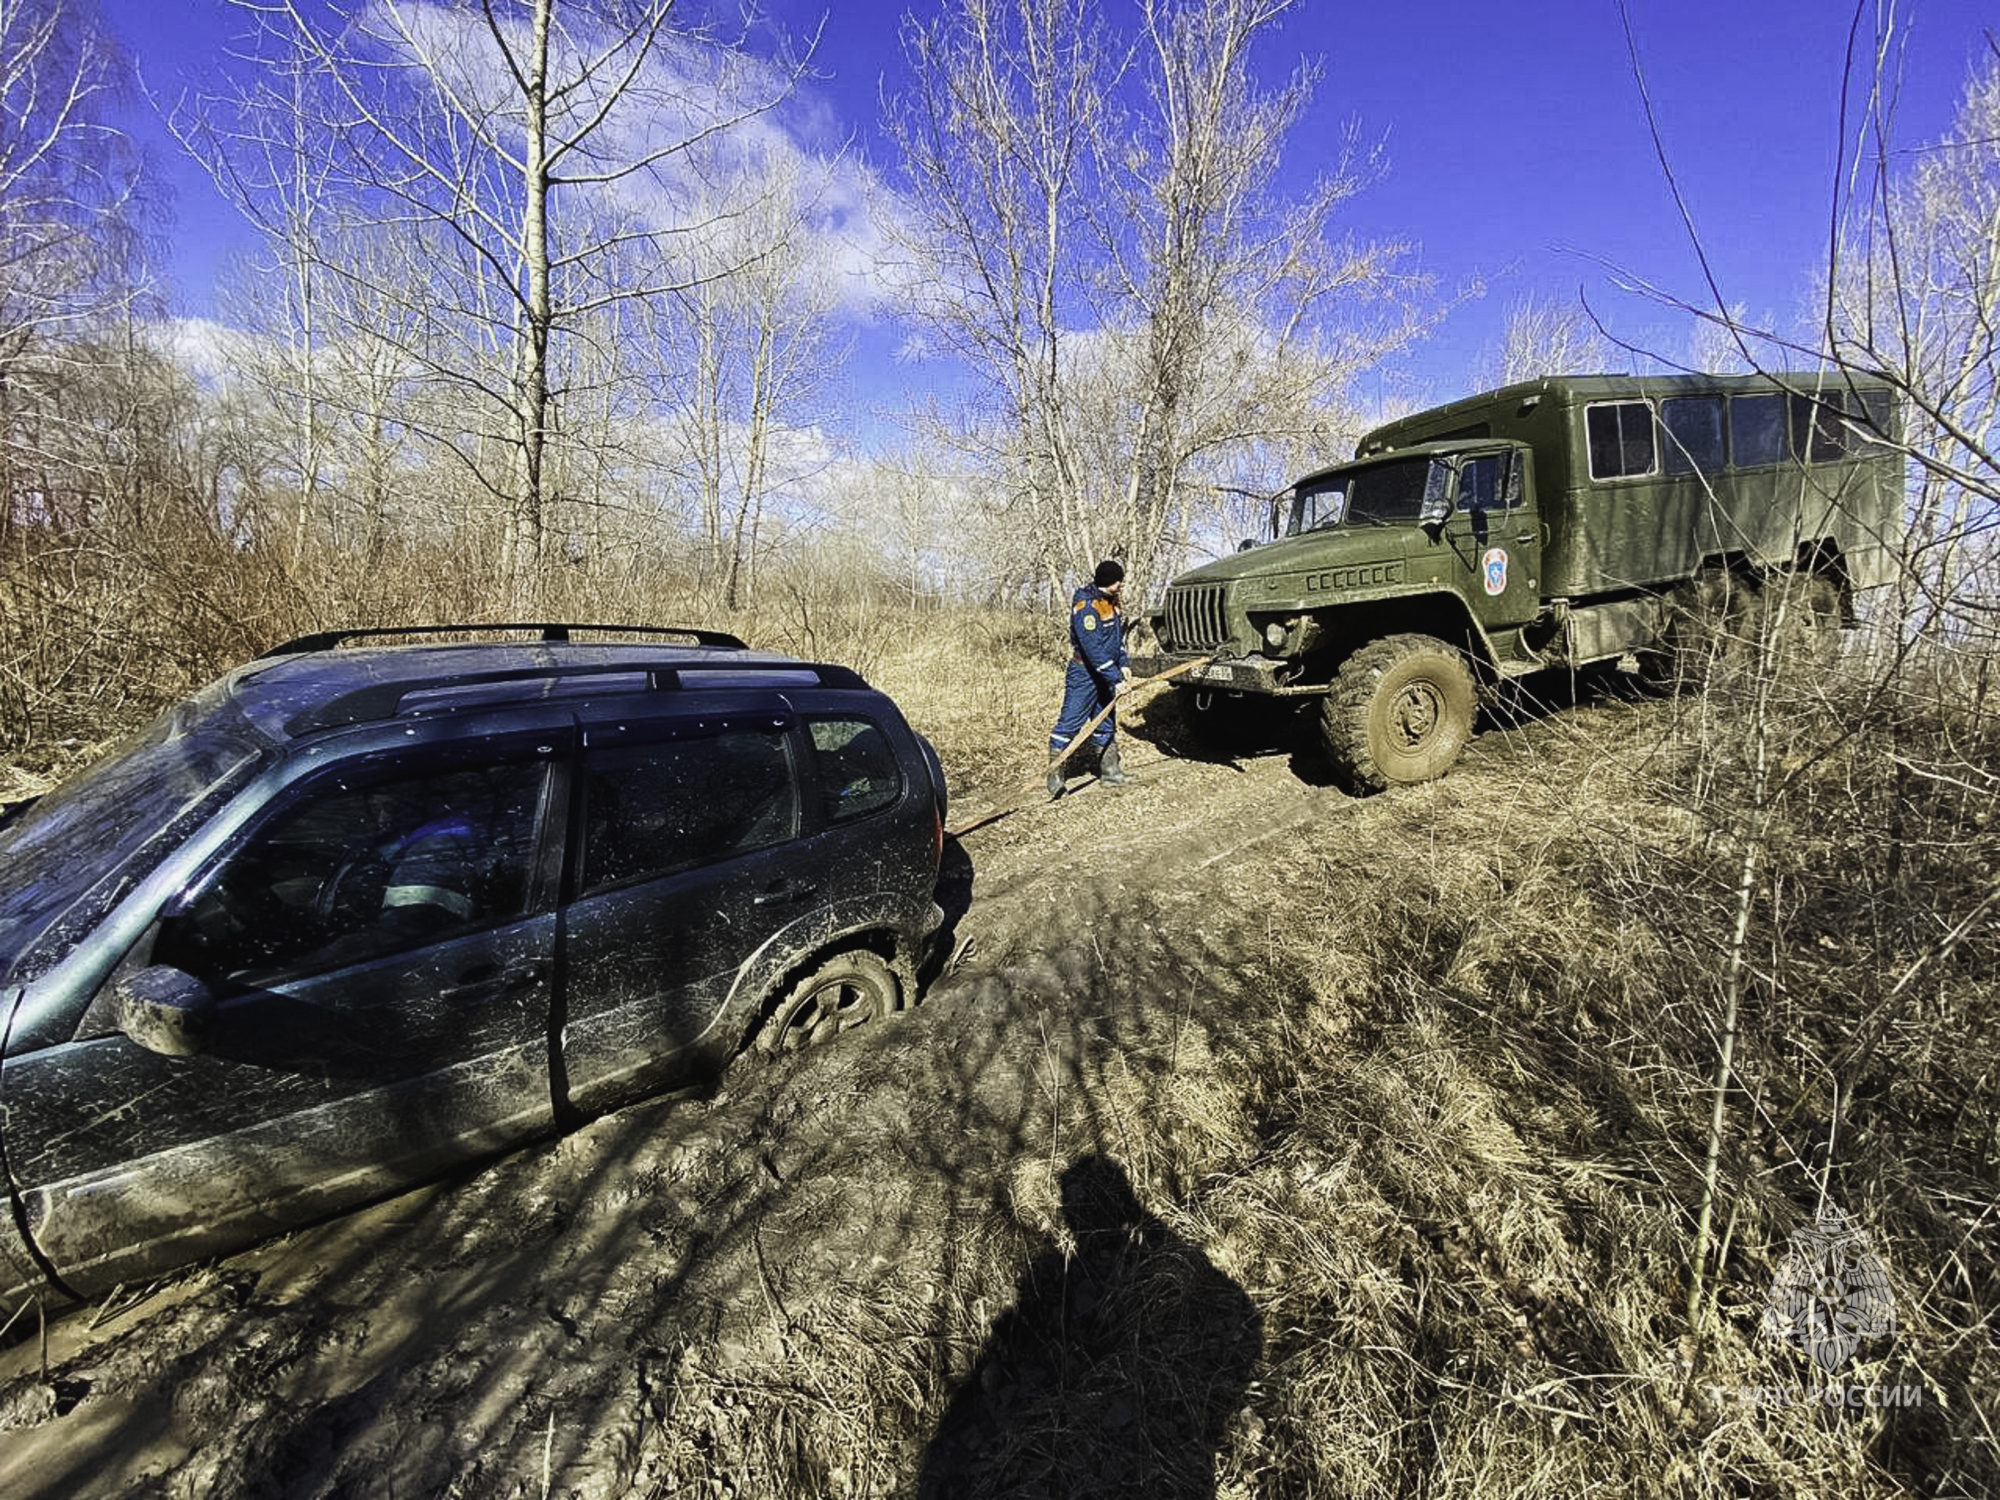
[103,0,1991,421]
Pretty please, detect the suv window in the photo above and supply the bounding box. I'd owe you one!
[582,726,798,893]
[158,757,550,983]
[809,718,902,823]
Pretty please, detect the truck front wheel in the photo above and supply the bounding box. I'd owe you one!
[1321,635,1477,792]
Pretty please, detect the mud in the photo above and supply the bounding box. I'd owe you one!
[0,729,1376,1498]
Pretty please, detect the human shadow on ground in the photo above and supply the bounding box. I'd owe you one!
[916,1154,1261,1500]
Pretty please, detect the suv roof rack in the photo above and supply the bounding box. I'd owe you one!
[259,623,750,659]
[281,659,871,736]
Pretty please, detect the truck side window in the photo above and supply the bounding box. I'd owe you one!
[1857,391,1895,445]
[1456,454,1511,512]
[1661,397,1725,475]
[1730,394,1787,468]
[1586,401,1656,479]
[1789,392,1852,463]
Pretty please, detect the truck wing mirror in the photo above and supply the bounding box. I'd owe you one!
[114,965,218,1057]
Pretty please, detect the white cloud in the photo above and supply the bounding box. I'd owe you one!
[158,316,260,386]
[360,0,910,319]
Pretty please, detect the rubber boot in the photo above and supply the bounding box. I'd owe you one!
[1047,748,1067,800]
[1098,741,1130,786]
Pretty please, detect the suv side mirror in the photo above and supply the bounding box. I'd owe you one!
[115,965,218,1057]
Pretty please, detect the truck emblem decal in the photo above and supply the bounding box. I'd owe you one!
[1761,1202,1897,1374]
[1481,548,1509,596]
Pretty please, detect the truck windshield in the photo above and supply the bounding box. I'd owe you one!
[1287,457,1447,534]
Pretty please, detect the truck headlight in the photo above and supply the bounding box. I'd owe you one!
[1264,620,1289,651]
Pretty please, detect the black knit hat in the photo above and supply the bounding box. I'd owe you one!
[1093,559,1125,588]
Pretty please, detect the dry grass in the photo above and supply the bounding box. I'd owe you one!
[834,625,1993,1497]
[2,565,1994,1497]
[607,620,1995,1498]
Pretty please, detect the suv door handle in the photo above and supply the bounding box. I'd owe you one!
[441,960,546,1003]
[753,879,818,907]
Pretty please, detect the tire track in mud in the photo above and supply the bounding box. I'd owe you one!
[0,746,1345,1499]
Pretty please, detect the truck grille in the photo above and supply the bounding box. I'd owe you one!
[1162,583,1232,651]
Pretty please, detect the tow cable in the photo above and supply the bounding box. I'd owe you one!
[946,656,1216,837]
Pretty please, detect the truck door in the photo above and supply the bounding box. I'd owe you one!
[1445,449,1541,630]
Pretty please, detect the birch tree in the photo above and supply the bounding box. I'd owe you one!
[1823,38,2000,630]
[890,0,1111,598]
[0,0,146,539]
[214,0,802,607]
[646,152,843,610]
[1480,291,1612,386]
[1106,0,1427,593]
[890,0,1433,601]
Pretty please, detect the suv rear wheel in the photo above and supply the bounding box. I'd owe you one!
[757,950,902,1054]
[1321,634,1477,792]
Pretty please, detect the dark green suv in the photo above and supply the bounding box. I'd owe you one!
[0,626,947,1314]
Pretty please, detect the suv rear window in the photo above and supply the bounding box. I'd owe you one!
[808,719,902,824]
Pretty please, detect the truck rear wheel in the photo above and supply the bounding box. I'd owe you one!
[1750,571,1843,673]
[1321,635,1477,792]
[1637,568,1751,695]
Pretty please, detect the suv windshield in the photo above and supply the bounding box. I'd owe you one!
[1287,457,1448,534]
[0,689,272,977]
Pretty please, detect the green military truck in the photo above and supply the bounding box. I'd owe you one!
[1133,372,1903,790]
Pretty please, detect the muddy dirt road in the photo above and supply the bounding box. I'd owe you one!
[0,719,1528,1497]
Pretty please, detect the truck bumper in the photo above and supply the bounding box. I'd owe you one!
[1132,653,1322,696]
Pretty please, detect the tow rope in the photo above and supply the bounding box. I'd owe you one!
[946,655,1216,837]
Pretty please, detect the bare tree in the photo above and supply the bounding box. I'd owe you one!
[1823,34,2000,632]
[0,0,146,540]
[889,0,1112,600]
[1613,8,2000,1371]
[889,0,1433,602]
[170,40,341,569]
[199,0,804,608]
[1479,290,1613,386]
[647,154,843,610]
[1105,0,1429,593]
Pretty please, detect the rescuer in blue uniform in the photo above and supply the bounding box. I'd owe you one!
[1047,559,1134,798]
